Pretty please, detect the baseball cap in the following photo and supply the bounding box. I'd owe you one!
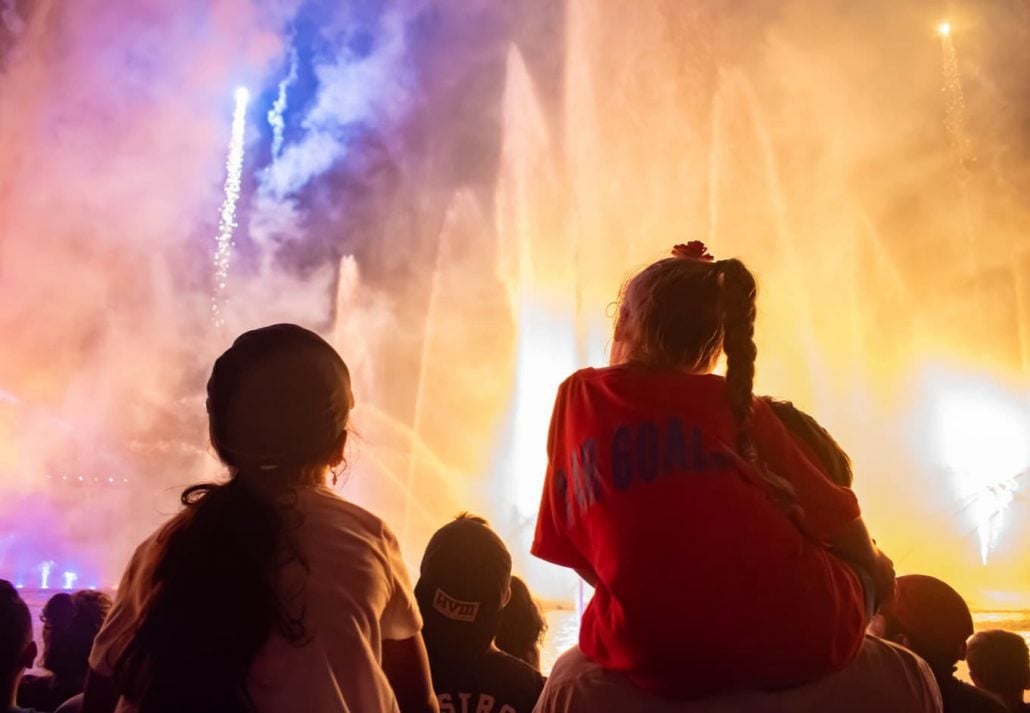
[880,574,973,665]
[207,324,354,469]
[415,515,512,654]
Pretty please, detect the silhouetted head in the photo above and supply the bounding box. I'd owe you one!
[764,398,854,487]
[117,324,354,713]
[613,242,759,461]
[206,322,354,484]
[0,580,36,699]
[415,514,512,660]
[41,590,112,684]
[874,574,973,672]
[495,575,547,670]
[967,629,1030,705]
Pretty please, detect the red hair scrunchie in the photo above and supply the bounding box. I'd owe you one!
[671,241,715,261]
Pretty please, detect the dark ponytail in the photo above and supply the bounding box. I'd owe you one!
[718,259,759,460]
[719,260,798,509]
[114,324,353,713]
[115,479,304,713]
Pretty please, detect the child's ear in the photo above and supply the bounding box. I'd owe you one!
[501,581,512,609]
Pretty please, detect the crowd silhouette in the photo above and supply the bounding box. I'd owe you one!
[1,245,1027,713]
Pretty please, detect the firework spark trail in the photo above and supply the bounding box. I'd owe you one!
[268,50,298,160]
[939,25,970,169]
[211,87,250,328]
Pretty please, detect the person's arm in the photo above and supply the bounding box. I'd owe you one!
[829,518,896,607]
[827,518,877,568]
[751,399,896,605]
[382,634,439,713]
[80,669,119,713]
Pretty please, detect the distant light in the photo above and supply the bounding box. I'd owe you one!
[61,571,78,590]
[234,86,250,104]
[15,582,24,589]
[938,21,951,37]
[925,373,1028,564]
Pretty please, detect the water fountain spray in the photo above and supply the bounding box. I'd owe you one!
[37,560,54,589]
[211,87,250,329]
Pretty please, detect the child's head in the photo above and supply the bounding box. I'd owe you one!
[614,242,759,458]
[0,580,36,697]
[206,323,355,485]
[495,575,547,670]
[415,514,513,658]
[874,574,974,672]
[966,630,1030,702]
[764,398,854,487]
[41,589,113,683]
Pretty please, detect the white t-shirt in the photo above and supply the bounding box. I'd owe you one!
[89,485,422,713]
[534,637,943,713]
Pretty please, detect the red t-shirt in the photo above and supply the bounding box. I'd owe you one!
[532,366,866,698]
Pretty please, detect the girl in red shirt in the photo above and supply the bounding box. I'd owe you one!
[532,242,893,698]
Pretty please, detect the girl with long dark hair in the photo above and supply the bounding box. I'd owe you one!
[82,324,438,713]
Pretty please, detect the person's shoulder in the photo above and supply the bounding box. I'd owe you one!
[537,646,681,713]
[560,366,602,390]
[476,650,546,709]
[17,673,51,690]
[483,649,546,686]
[857,636,941,693]
[862,635,928,666]
[940,675,1009,713]
[544,645,601,688]
[299,486,390,533]
[564,365,725,391]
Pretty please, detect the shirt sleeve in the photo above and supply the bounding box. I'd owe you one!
[531,378,593,574]
[379,524,423,641]
[751,398,861,542]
